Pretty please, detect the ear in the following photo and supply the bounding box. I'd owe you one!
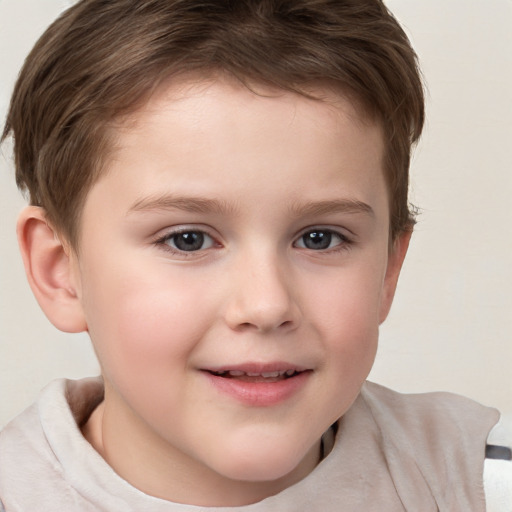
[17,206,87,333]
[379,230,412,324]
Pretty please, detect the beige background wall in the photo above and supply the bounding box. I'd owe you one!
[1,0,511,427]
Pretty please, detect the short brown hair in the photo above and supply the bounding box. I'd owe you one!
[2,0,424,248]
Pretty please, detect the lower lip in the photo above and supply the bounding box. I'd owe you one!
[203,371,311,407]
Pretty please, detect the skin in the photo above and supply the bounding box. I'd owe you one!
[19,77,410,506]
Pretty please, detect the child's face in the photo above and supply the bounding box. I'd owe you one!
[72,78,406,501]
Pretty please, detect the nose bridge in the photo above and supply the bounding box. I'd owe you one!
[225,244,299,333]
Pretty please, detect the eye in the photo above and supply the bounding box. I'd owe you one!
[295,229,349,251]
[158,230,215,252]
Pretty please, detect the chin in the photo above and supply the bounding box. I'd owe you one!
[212,438,317,484]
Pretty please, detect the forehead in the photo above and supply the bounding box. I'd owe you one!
[87,77,387,226]
[116,74,378,144]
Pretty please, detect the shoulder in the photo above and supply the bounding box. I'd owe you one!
[0,379,70,470]
[358,382,500,509]
[0,379,67,509]
[360,381,500,439]
[0,376,103,461]
[360,381,499,457]
[0,378,104,511]
[0,379,66,455]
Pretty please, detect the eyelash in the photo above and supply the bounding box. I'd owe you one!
[153,226,354,256]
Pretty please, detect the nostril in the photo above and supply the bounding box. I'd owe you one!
[234,319,295,333]
[224,288,301,333]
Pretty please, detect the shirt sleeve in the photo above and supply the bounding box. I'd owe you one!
[484,414,512,512]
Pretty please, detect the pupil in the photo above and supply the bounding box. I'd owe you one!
[174,232,204,251]
[304,231,331,250]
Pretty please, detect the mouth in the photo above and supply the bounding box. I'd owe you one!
[206,369,303,383]
[201,363,311,406]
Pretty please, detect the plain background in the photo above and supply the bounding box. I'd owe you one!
[0,0,511,427]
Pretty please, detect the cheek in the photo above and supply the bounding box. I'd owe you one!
[307,263,384,335]
[81,261,216,383]
[304,263,384,383]
[83,273,216,430]
[310,290,380,426]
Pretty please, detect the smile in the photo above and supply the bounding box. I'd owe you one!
[202,364,311,406]
[208,369,300,382]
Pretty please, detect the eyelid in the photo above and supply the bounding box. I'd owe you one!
[294,225,353,240]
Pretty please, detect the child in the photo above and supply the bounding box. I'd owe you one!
[0,0,510,510]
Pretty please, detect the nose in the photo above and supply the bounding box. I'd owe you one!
[224,252,301,334]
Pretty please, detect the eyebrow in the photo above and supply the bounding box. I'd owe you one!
[128,194,374,218]
[128,194,239,215]
[288,199,374,218]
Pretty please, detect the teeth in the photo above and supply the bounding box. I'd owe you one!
[261,371,281,378]
[215,369,298,378]
[228,370,245,377]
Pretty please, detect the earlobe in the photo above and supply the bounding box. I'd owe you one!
[379,230,412,324]
[17,206,87,333]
